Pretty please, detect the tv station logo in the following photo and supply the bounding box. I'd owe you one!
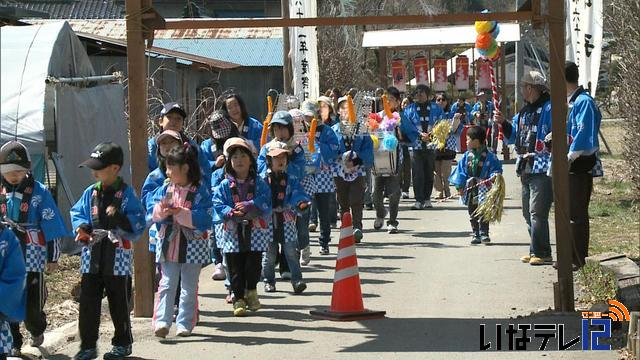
[480,300,630,351]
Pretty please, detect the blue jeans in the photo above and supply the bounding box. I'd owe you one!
[314,193,333,245]
[521,173,553,258]
[296,210,310,250]
[311,193,338,226]
[154,262,202,332]
[262,240,302,285]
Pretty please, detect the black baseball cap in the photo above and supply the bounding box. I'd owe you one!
[160,102,187,119]
[79,142,124,170]
[0,141,31,172]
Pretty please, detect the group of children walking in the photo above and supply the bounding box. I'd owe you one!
[0,85,505,360]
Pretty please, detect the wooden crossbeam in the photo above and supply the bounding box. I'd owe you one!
[160,11,534,30]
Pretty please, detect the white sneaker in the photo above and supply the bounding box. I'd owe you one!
[211,263,226,281]
[424,200,433,208]
[401,192,410,199]
[176,328,192,337]
[373,217,384,230]
[387,224,398,234]
[300,246,311,266]
[411,201,424,210]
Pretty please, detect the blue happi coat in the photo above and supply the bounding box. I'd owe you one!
[2,178,69,273]
[331,122,374,181]
[449,102,473,124]
[142,168,166,253]
[0,227,26,322]
[146,181,212,264]
[506,94,552,175]
[257,140,306,182]
[148,136,212,183]
[262,171,310,244]
[70,181,146,276]
[567,87,603,177]
[449,147,503,205]
[298,124,340,196]
[212,175,272,253]
[471,100,495,122]
[237,117,264,152]
[404,101,446,149]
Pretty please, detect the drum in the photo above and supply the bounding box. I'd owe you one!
[372,149,397,176]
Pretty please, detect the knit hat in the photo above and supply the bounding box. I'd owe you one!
[300,100,318,117]
[208,110,234,140]
[289,108,306,124]
[0,141,31,173]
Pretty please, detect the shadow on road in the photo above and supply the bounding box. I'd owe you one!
[411,231,471,239]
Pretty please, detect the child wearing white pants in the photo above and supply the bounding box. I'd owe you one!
[154,262,201,333]
[147,144,212,338]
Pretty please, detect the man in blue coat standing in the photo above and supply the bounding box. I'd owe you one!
[564,61,603,268]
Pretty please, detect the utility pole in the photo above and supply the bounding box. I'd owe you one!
[125,0,155,317]
[514,0,524,111]
[282,0,292,93]
[548,0,575,312]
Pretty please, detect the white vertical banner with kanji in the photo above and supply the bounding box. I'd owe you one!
[289,0,319,101]
[567,0,603,96]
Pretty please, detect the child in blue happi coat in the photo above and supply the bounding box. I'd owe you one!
[293,103,339,266]
[149,144,212,338]
[71,142,146,360]
[449,126,503,245]
[0,226,26,359]
[147,102,211,183]
[213,138,271,317]
[257,111,306,181]
[200,110,239,282]
[0,141,69,354]
[261,141,310,294]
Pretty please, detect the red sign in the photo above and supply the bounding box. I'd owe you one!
[391,59,407,92]
[413,56,429,85]
[476,59,492,90]
[433,58,448,92]
[455,56,469,90]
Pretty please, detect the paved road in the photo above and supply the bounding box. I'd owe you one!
[50,163,618,359]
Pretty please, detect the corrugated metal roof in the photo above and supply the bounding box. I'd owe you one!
[77,32,241,70]
[2,0,125,19]
[153,38,283,67]
[25,19,283,40]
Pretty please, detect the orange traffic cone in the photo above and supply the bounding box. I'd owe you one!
[310,212,386,321]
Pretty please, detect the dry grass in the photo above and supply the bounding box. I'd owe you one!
[43,255,81,328]
[590,122,639,260]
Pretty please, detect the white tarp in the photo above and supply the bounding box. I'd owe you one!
[1,22,128,253]
[54,84,130,253]
[567,0,603,96]
[289,0,320,101]
[1,22,94,152]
